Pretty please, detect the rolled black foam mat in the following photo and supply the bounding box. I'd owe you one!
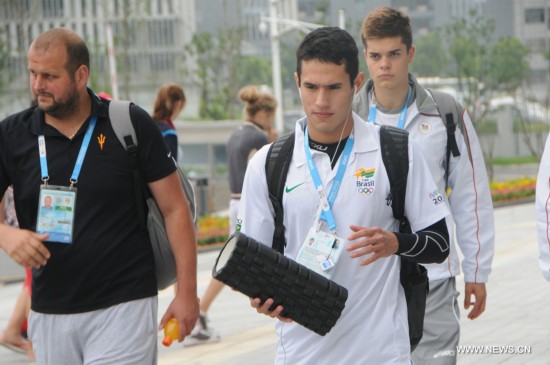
[212,232,348,336]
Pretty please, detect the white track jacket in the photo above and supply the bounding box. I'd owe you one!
[535,133,550,281]
[353,74,494,283]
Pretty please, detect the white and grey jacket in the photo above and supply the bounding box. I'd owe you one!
[535,134,550,281]
[353,73,495,283]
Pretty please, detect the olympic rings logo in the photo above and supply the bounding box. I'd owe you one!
[357,187,375,195]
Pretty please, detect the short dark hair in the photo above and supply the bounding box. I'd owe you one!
[31,28,90,77]
[296,27,359,86]
[360,7,413,52]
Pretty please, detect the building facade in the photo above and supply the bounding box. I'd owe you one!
[0,0,197,118]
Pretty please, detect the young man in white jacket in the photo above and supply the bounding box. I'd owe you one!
[353,7,495,364]
[535,134,550,282]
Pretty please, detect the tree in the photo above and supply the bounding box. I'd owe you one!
[443,8,530,179]
[233,55,273,90]
[487,37,530,94]
[183,27,244,120]
[411,32,449,77]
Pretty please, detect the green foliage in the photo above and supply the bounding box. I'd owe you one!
[0,28,10,93]
[513,119,550,133]
[444,9,495,106]
[488,37,530,93]
[473,119,497,135]
[411,32,449,77]
[492,156,538,165]
[233,55,273,90]
[183,28,244,120]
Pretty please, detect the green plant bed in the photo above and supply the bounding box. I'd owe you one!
[197,215,229,246]
[490,177,536,204]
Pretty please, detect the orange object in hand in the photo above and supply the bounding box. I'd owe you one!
[162,318,179,347]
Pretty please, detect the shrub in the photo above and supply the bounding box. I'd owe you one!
[197,214,229,245]
[490,177,536,203]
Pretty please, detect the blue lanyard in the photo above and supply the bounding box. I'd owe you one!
[38,117,97,187]
[368,86,412,129]
[304,125,354,232]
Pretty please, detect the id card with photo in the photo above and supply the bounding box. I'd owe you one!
[295,227,345,279]
[36,185,77,244]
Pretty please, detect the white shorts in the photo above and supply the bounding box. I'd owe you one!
[29,296,158,365]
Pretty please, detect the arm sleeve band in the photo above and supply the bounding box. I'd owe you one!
[394,218,449,264]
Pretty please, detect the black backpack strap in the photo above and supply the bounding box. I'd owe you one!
[427,89,461,192]
[380,125,428,351]
[379,125,410,233]
[265,132,295,254]
[109,100,148,231]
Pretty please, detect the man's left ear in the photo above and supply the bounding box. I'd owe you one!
[409,46,415,64]
[75,65,89,86]
[354,72,365,93]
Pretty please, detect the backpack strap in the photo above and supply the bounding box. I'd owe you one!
[426,89,462,192]
[265,132,295,254]
[109,100,147,230]
[379,125,411,233]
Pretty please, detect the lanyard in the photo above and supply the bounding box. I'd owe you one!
[38,117,97,187]
[304,125,354,232]
[368,86,412,129]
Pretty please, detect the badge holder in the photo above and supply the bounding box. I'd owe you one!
[36,185,77,244]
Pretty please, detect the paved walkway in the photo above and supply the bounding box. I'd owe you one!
[1,202,549,364]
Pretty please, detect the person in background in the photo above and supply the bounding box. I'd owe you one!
[535,133,550,282]
[189,85,277,345]
[353,7,495,364]
[151,83,186,161]
[0,187,35,361]
[0,27,198,363]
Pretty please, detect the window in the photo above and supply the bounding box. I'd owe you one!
[148,20,175,46]
[42,0,64,18]
[526,38,547,52]
[525,8,544,24]
[149,53,175,73]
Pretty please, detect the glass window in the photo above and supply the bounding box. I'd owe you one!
[148,20,175,46]
[42,0,64,18]
[525,8,544,24]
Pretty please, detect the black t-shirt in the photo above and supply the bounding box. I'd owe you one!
[227,123,268,194]
[0,91,176,314]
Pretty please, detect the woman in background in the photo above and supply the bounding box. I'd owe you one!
[189,85,277,345]
[152,83,186,160]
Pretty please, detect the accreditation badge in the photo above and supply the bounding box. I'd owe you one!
[295,226,346,279]
[36,185,77,244]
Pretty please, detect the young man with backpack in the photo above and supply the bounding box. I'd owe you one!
[353,7,495,364]
[237,26,450,364]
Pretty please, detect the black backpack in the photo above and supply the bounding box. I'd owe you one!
[265,125,428,351]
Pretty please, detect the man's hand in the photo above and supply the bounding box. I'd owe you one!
[159,294,200,342]
[464,282,487,320]
[250,298,293,323]
[346,225,398,266]
[0,225,50,269]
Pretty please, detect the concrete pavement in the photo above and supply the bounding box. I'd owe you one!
[1,202,549,364]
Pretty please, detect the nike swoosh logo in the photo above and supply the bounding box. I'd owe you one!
[285,182,304,193]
